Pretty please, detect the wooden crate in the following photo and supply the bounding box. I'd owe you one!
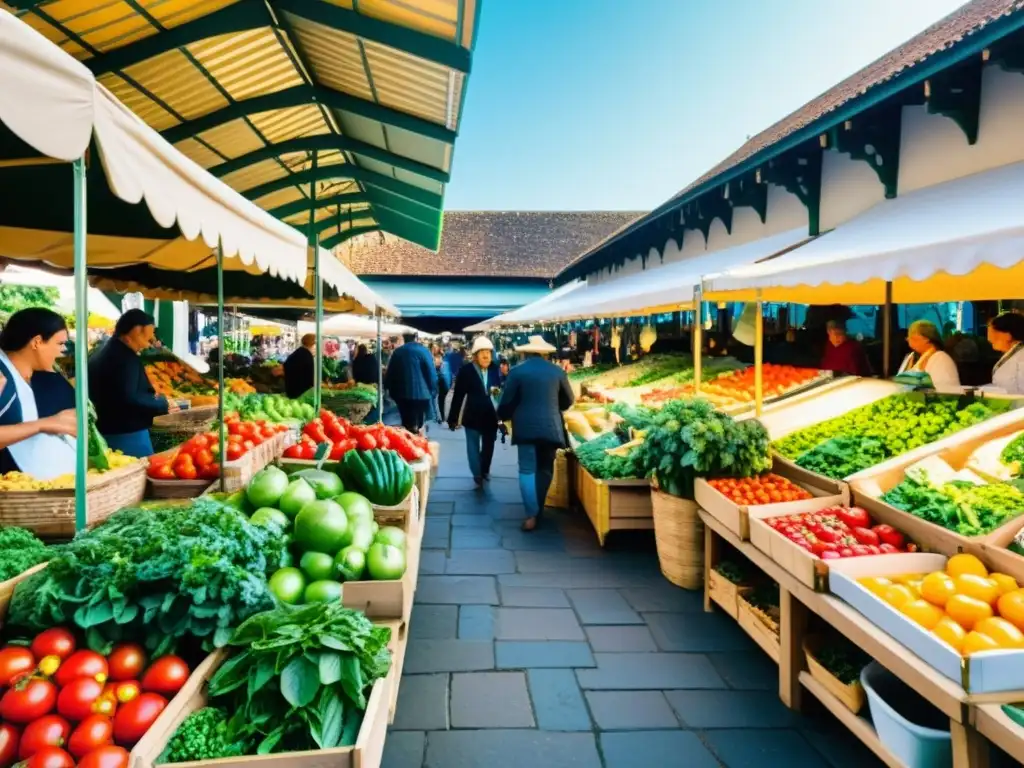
[131,650,391,768]
[707,568,745,619]
[428,441,440,480]
[803,637,866,714]
[544,450,570,509]
[736,591,781,663]
[410,457,431,516]
[378,620,409,725]
[574,463,652,546]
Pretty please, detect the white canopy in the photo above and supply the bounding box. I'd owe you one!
[0,10,307,284]
[298,315,417,339]
[704,161,1024,305]
[465,281,586,331]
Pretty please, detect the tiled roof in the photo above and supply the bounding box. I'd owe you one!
[336,211,643,279]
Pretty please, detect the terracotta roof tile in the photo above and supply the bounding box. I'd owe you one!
[336,211,643,279]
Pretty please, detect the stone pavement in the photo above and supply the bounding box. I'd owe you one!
[382,424,886,768]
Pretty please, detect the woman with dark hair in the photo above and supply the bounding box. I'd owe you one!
[88,309,171,457]
[987,312,1024,394]
[0,308,78,479]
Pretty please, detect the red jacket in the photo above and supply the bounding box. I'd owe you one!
[821,338,871,376]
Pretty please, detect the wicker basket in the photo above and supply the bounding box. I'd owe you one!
[150,406,217,453]
[0,462,147,540]
[321,396,374,424]
[544,449,570,509]
[650,488,704,590]
[428,441,440,479]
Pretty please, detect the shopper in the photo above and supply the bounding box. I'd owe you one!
[987,312,1024,394]
[283,333,317,399]
[497,335,575,532]
[0,308,77,479]
[351,343,379,385]
[820,319,871,377]
[89,309,171,458]
[448,336,501,487]
[384,332,437,434]
[898,320,960,390]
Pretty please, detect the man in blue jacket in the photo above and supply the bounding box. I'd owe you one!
[384,332,437,434]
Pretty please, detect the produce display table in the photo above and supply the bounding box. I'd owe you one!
[574,463,652,546]
[700,510,1021,768]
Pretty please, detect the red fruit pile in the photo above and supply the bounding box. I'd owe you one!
[147,417,288,481]
[285,412,428,463]
[766,506,917,560]
[0,630,191,768]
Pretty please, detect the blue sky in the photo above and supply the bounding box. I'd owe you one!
[445,0,967,211]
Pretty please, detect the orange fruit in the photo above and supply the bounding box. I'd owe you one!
[882,584,917,611]
[962,630,1001,656]
[997,590,1024,631]
[974,617,1024,649]
[954,574,1000,606]
[892,573,926,586]
[859,576,893,598]
[932,617,967,654]
[899,599,945,630]
[946,594,994,631]
[946,553,988,579]
[990,573,1019,596]
[920,572,956,607]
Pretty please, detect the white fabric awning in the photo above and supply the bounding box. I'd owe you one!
[468,281,586,330]
[704,161,1024,304]
[298,315,416,339]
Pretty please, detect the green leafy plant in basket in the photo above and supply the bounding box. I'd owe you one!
[634,398,772,499]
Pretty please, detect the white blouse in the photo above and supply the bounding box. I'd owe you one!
[898,349,961,391]
[992,344,1024,395]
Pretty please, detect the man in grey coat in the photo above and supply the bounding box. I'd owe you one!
[497,335,575,531]
[384,332,437,434]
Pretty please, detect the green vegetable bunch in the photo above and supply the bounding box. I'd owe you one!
[227,392,314,424]
[0,526,52,583]
[1001,433,1024,475]
[882,474,1024,536]
[634,398,771,499]
[775,394,1007,479]
[7,498,289,656]
[605,402,656,432]
[567,363,616,382]
[713,560,749,585]
[574,432,643,480]
[160,707,244,763]
[794,434,888,480]
[204,602,392,755]
[814,637,870,686]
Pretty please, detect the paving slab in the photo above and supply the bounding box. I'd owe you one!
[425,501,454,517]
[421,518,451,549]
[567,589,643,625]
[403,639,494,674]
[644,610,754,652]
[381,730,425,768]
[458,605,495,640]
[451,514,496,527]
[416,575,498,605]
[666,689,799,728]
[499,586,570,607]
[499,569,661,589]
[619,585,704,613]
[489,502,531,520]
[495,607,586,641]
[600,731,720,768]
[392,675,450,731]
[424,730,600,768]
[450,672,534,728]
[526,668,592,732]
[576,652,725,690]
[501,530,566,551]
[495,641,595,669]
[707,651,779,691]
[417,550,446,576]
[451,528,502,549]
[409,605,458,640]
[585,625,658,653]
[585,691,679,730]
[703,728,832,768]
[444,548,516,575]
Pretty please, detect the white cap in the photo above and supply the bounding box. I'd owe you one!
[470,336,494,354]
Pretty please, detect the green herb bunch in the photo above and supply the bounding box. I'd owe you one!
[203,602,392,755]
[814,637,870,686]
[0,526,52,583]
[574,432,643,480]
[160,707,244,763]
[882,473,1024,536]
[634,398,771,499]
[7,498,288,656]
[1001,433,1024,475]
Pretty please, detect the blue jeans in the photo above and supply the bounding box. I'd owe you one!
[517,442,558,518]
[104,429,155,458]
[465,427,496,480]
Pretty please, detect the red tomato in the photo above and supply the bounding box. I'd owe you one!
[225,443,244,461]
[282,444,303,459]
[0,723,19,768]
[54,651,108,687]
[18,716,70,760]
[200,462,221,480]
[57,678,105,722]
[0,679,58,723]
[20,746,74,768]
[193,448,214,469]
[148,463,175,480]
[30,630,76,663]
[67,716,114,760]
[112,693,166,747]
[106,645,146,683]
[172,456,198,481]
[77,745,129,768]
[0,647,36,687]
[140,656,189,697]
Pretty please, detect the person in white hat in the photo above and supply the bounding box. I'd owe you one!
[497,335,575,531]
[447,335,502,486]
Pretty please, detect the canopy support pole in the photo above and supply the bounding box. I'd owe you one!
[882,281,893,379]
[754,294,764,418]
[72,156,89,533]
[376,312,383,422]
[692,286,703,396]
[216,241,226,492]
[310,152,322,414]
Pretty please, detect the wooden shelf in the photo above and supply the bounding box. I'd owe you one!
[973,704,1024,765]
[799,671,906,768]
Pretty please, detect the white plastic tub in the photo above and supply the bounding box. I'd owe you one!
[861,662,951,768]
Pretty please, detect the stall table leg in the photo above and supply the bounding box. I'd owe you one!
[703,522,719,613]
[779,589,808,711]
[951,720,989,768]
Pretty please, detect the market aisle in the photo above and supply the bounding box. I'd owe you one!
[382,425,885,768]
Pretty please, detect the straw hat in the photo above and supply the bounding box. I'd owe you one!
[470,336,494,355]
[514,335,557,354]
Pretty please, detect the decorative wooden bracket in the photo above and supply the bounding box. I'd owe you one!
[725,173,768,224]
[825,104,902,199]
[925,57,984,145]
[758,143,822,235]
[682,189,733,242]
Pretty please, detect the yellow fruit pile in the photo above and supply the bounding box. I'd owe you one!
[859,553,1024,656]
[0,451,139,491]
